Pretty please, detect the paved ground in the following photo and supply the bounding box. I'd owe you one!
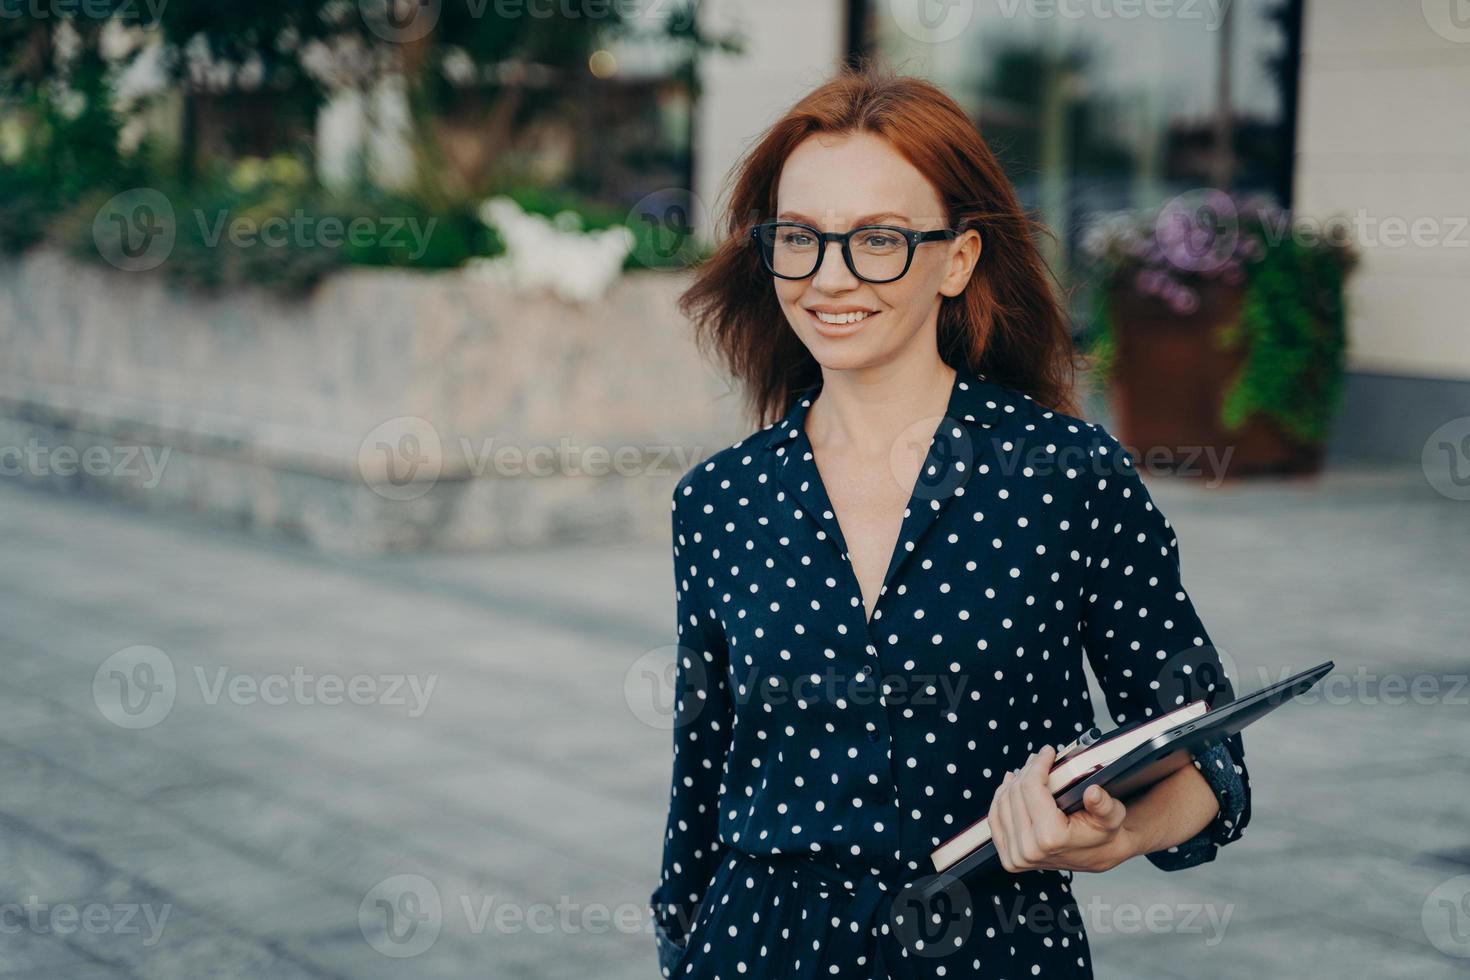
[0,462,1466,979]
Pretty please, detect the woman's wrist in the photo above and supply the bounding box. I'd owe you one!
[1106,766,1221,869]
[1104,824,1146,870]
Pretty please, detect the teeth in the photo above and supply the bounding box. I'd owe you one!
[813,310,873,325]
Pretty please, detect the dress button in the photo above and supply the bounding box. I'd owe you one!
[865,730,880,743]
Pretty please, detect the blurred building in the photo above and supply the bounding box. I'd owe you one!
[692,0,1469,464]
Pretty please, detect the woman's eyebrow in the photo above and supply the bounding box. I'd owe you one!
[776,211,913,226]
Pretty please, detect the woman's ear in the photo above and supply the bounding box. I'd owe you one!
[939,228,982,298]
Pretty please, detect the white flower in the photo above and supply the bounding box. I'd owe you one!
[470,195,635,305]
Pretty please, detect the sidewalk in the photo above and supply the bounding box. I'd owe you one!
[0,462,1464,979]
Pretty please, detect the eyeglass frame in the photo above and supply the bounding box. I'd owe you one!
[748,220,960,284]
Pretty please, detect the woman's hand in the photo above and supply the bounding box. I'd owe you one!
[989,745,1138,874]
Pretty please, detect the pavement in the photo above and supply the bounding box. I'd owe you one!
[0,462,1466,979]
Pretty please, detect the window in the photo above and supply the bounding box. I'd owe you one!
[852,0,1302,316]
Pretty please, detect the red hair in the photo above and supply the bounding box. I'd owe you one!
[679,64,1084,426]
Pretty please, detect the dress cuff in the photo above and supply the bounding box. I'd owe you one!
[1143,738,1249,872]
[650,895,692,977]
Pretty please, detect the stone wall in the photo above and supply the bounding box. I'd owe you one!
[0,250,747,553]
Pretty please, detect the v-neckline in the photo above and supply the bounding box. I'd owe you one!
[797,367,963,629]
[764,364,1004,637]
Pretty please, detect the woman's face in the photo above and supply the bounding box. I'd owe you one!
[771,131,981,373]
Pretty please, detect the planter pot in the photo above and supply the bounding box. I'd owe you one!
[1107,280,1324,480]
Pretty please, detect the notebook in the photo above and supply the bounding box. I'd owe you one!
[927,660,1334,886]
[930,699,1209,873]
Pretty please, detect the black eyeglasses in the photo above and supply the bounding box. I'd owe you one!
[750,221,958,284]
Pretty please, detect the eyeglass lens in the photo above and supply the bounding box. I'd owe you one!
[765,224,910,281]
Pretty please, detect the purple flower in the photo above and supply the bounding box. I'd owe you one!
[1169,288,1200,316]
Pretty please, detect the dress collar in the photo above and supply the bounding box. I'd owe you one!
[755,362,1018,613]
[756,363,1009,453]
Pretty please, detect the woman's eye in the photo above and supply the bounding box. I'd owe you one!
[781,231,815,247]
[856,232,901,250]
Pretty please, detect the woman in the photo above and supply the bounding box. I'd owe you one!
[648,67,1249,979]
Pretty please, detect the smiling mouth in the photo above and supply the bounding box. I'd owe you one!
[806,308,880,334]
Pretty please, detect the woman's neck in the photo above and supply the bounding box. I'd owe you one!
[804,353,957,459]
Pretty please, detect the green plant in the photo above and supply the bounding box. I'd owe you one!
[73,167,341,294]
[1082,194,1357,444]
[0,163,64,254]
[1085,285,1116,384]
[1,3,727,287]
[1218,235,1352,445]
[0,22,147,254]
[66,155,512,293]
[337,193,503,271]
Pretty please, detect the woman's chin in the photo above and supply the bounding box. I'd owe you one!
[795,324,920,374]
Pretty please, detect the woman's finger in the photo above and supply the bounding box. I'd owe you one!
[1003,758,1037,868]
[1082,784,1127,832]
[1016,746,1068,854]
[991,770,1015,870]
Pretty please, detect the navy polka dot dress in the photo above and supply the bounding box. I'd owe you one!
[649,364,1251,979]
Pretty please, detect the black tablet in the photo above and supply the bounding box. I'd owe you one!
[919,660,1334,902]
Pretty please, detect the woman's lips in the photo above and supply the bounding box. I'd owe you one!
[807,309,880,338]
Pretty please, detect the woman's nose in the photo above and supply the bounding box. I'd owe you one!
[811,240,860,291]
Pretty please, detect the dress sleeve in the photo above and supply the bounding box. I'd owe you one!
[649,479,735,975]
[1077,431,1251,871]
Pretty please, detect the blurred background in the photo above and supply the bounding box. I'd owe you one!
[0,1,1467,978]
